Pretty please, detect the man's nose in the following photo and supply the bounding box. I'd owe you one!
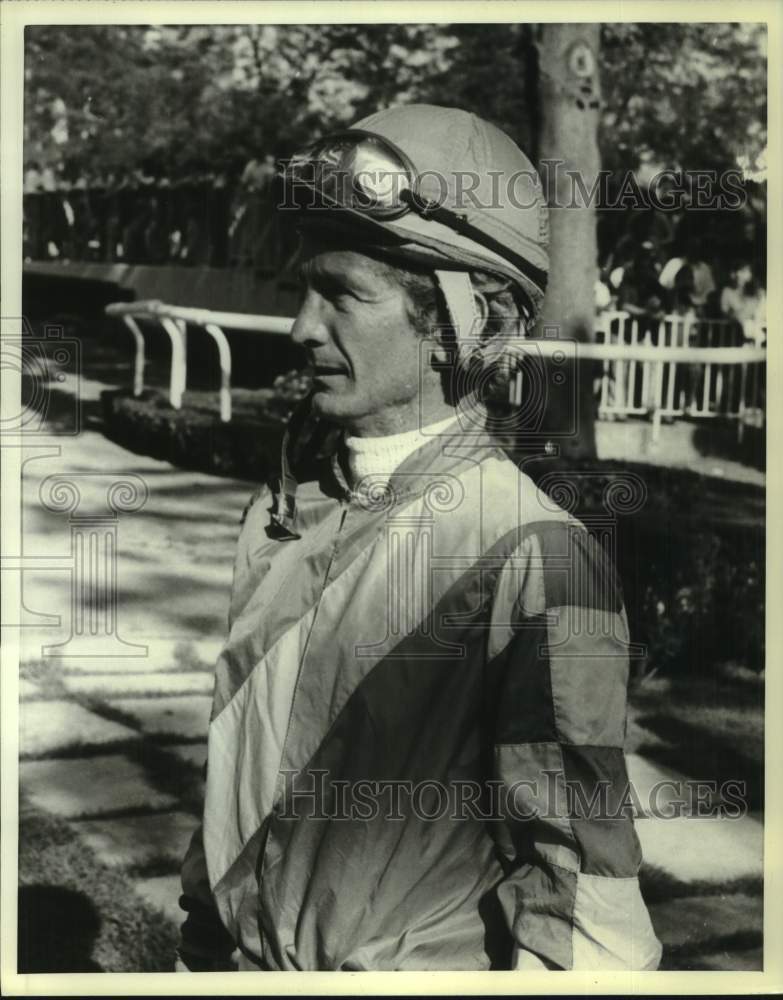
[290,289,330,348]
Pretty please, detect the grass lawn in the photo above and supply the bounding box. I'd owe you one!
[628,667,764,810]
[18,803,179,973]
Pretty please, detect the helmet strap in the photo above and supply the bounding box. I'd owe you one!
[433,270,487,362]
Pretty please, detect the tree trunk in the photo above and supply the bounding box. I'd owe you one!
[534,23,602,460]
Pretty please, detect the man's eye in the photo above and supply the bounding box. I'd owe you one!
[321,279,353,302]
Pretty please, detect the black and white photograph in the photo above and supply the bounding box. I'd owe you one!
[1,1,779,992]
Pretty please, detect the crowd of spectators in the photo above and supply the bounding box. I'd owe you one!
[595,232,766,347]
[22,156,289,271]
[593,221,766,418]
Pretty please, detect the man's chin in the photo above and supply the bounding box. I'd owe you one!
[310,387,359,424]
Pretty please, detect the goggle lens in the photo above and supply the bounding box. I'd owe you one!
[344,141,411,209]
[286,132,413,218]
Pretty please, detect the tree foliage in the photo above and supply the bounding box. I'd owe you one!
[24,21,766,181]
[600,22,767,175]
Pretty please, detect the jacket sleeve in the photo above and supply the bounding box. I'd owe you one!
[487,520,662,971]
[177,487,269,970]
[178,823,237,970]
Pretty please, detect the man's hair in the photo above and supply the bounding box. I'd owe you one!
[372,257,528,407]
[373,259,525,343]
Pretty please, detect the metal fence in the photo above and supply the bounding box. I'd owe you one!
[105,300,766,441]
[594,310,766,441]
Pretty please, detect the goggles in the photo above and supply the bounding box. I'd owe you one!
[283,128,548,296]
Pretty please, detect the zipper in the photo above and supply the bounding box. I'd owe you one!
[295,499,349,675]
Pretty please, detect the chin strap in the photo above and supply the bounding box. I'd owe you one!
[435,268,532,411]
[433,270,484,363]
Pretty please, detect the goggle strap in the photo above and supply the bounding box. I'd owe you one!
[402,190,547,298]
[435,270,482,355]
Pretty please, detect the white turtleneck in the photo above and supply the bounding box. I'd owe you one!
[344,414,458,488]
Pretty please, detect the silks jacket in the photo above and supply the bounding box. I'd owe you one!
[179,407,662,972]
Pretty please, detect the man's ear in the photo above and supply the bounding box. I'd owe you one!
[427,323,458,365]
[426,291,490,364]
[473,289,489,341]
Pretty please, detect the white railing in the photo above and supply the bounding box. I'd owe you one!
[106,300,766,443]
[105,299,293,421]
[592,310,766,442]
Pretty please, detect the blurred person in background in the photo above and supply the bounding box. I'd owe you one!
[659,236,716,316]
[615,241,664,322]
[23,160,44,260]
[720,260,765,346]
[229,154,278,269]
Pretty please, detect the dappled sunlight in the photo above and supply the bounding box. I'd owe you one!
[18,416,247,663]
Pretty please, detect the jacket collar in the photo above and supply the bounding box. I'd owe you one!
[270,394,504,536]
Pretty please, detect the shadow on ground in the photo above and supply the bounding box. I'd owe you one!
[636,711,763,811]
[629,672,764,811]
[692,421,765,472]
[18,884,103,972]
[18,804,179,972]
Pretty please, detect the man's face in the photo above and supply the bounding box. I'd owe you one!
[291,241,427,433]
